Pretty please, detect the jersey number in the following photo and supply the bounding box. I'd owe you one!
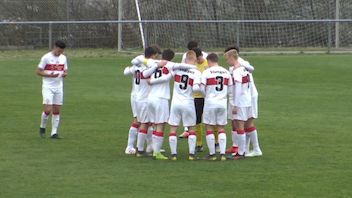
[135,70,141,85]
[215,76,223,91]
[154,69,162,78]
[179,75,189,90]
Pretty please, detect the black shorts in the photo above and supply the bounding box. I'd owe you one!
[194,98,204,124]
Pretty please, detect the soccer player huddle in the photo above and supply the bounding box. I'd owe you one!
[124,41,263,161]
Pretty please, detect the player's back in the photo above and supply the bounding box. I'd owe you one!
[147,62,172,100]
[172,68,201,101]
[133,65,150,101]
[202,65,232,105]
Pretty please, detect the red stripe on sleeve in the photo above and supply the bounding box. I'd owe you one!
[242,75,250,84]
[162,67,169,74]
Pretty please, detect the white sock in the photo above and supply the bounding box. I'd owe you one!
[188,133,196,154]
[152,131,164,153]
[51,113,60,136]
[169,132,177,155]
[146,127,153,153]
[248,129,261,152]
[245,133,251,153]
[237,130,246,155]
[232,130,239,147]
[40,112,50,128]
[127,125,138,148]
[136,129,147,152]
[218,132,226,154]
[206,132,215,155]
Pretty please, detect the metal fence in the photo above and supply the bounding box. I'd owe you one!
[1,20,352,52]
[1,0,352,52]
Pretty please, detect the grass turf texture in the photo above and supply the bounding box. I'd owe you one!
[1,50,351,198]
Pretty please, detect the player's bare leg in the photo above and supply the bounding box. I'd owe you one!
[39,104,52,137]
[244,118,262,157]
[50,105,61,139]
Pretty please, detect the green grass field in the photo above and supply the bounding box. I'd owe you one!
[1,50,352,198]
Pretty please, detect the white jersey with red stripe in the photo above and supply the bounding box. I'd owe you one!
[124,65,150,102]
[238,57,258,97]
[232,66,252,107]
[38,52,68,88]
[201,65,232,106]
[172,68,202,101]
[147,62,173,100]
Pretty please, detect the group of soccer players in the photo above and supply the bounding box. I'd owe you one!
[123,41,263,161]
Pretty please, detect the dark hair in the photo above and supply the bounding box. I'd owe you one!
[162,49,175,61]
[144,46,158,58]
[206,53,218,63]
[187,41,198,50]
[192,47,202,58]
[150,44,162,55]
[54,40,66,49]
[224,46,239,54]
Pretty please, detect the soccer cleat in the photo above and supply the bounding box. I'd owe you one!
[215,143,220,153]
[39,127,46,138]
[206,154,217,161]
[153,152,168,160]
[178,131,189,139]
[188,154,198,161]
[125,147,136,155]
[245,150,263,157]
[234,153,245,160]
[225,146,238,154]
[50,134,61,139]
[136,150,146,158]
[196,145,204,152]
[145,152,154,157]
[169,154,177,161]
[220,154,227,161]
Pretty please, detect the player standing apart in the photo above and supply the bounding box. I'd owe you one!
[37,40,68,139]
[201,53,233,161]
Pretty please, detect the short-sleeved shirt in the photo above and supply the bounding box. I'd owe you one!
[38,52,68,88]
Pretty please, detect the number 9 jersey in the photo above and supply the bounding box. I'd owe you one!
[168,68,202,127]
